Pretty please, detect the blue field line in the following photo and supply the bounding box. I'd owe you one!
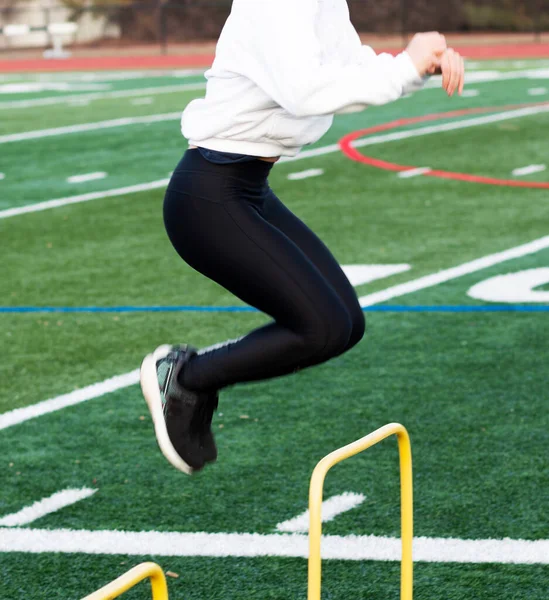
[1,305,549,314]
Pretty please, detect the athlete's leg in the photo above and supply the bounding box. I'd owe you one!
[163,151,353,392]
[262,188,366,355]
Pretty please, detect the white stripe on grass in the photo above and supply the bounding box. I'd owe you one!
[280,102,549,166]
[0,370,139,431]
[0,172,4,180]
[0,82,206,110]
[512,164,546,177]
[0,113,181,144]
[287,168,324,181]
[358,235,549,307]
[460,89,480,98]
[1,235,548,431]
[276,493,366,533]
[527,87,547,96]
[397,167,431,179]
[130,97,154,105]
[0,102,547,222]
[66,172,107,184]
[0,527,546,564]
[0,180,170,220]
[342,264,411,287]
[0,489,97,527]
[1,68,547,111]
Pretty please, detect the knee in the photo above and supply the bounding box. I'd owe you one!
[303,308,354,362]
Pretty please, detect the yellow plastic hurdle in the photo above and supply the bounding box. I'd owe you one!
[81,562,168,600]
[308,422,413,600]
[82,423,412,600]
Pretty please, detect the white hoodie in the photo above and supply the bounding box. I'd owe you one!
[182,0,424,158]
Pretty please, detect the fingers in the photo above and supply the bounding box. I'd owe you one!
[441,51,451,94]
[442,49,465,97]
[458,55,465,95]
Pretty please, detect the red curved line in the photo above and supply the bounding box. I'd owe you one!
[339,102,549,189]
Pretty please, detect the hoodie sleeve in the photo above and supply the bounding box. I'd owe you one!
[234,0,423,117]
[359,45,427,95]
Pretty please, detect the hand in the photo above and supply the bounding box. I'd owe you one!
[438,48,465,96]
[406,32,447,78]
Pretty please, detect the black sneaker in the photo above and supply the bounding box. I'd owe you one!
[196,391,219,464]
[140,344,213,474]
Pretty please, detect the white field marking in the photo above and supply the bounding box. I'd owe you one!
[130,97,154,106]
[512,164,547,177]
[67,98,90,107]
[0,112,181,145]
[276,493,366,533]
[468,268,549,303]
[15,69,205,83]
[0,82,206,110]
[2,235,548,431]
[1,102,549,222]
[66,172,107,184]
[460,89,480,97]
[0,179,170,220]
[0,489,97,527]
[341,264,411,287]
[0,370,139,431]
[351,104,549,151]
[287,168,324,180]
[0,527,547,564]
[2,67,547,112]
[397,167,432,179]
[528,87,547,96]
[281,102,549,165]
[359,235,549,307]
[0,82,110,94]
[0,173,4,180]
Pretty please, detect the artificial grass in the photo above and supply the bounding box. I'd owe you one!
[1,553,548,600]
[1,311,547,540]
[1,62,548,600]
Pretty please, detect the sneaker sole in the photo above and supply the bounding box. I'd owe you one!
[140,344,194,475]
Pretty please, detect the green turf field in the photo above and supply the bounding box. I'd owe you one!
[1,61,548,599]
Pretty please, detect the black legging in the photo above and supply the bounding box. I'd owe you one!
[163,149,365,392]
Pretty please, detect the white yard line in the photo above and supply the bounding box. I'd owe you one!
[527,87,547,96]
[0,527,546,564]
[0,69,205,83]
[0,82,206,110]
[10,101,543,147]
[0,113,181,144]
[397,167,431,179]
[281,102,549,165]
[287,168,325,181]
[67,172,107,184]
[358,235,549,307]
[512,164,546,177]
[0,370,139,431]
[0,180,169,220]
[276,493,366,533]
[1,234,549,431]
[130,97,154,106]
[460,89,480,98]
[0,489,97,527]
[353,104,549,150]
[0,94,544,220]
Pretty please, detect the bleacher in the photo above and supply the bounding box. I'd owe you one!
[0,22,77,58]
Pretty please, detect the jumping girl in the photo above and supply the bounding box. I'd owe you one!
[140,0,465,474]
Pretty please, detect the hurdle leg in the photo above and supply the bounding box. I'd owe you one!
[308,423,413,600]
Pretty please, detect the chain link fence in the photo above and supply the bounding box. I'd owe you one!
[1,0,548,52]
